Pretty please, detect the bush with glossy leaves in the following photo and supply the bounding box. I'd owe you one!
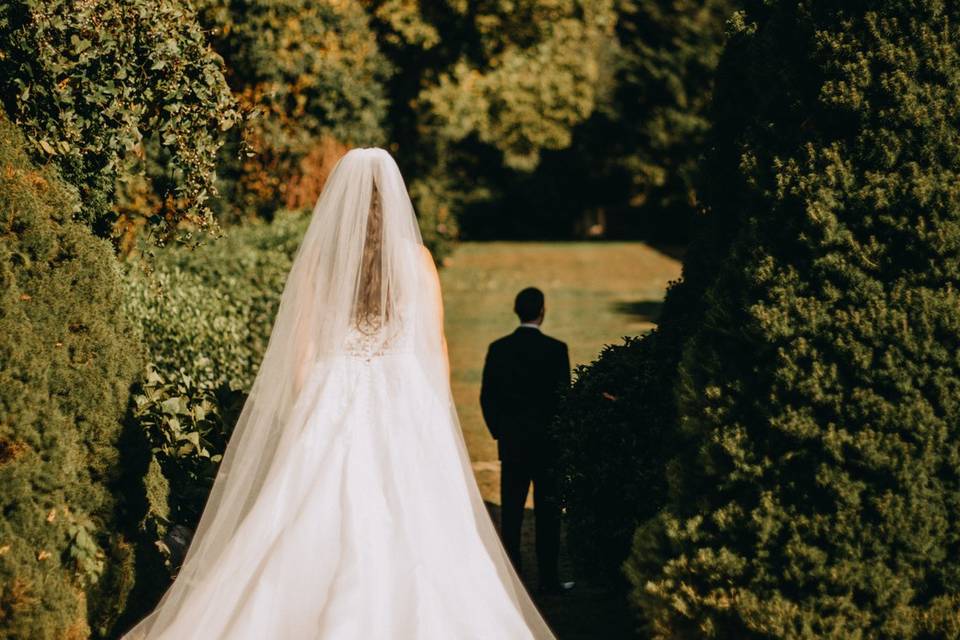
[0,0,238,237]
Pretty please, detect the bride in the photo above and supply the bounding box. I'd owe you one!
[122,148,556,639]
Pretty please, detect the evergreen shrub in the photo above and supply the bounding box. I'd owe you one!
[0,114,140,638]
[553,335,671,585]
[629,2,960,637]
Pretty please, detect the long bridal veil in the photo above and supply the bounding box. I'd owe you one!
[124,148,555,639]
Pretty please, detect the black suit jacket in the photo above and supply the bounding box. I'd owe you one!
[480,327,570,465]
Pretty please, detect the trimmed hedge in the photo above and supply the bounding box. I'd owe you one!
[125,212,307,392]
[629,2,960,637]
[553,335,669,586]
[0,115,140,637]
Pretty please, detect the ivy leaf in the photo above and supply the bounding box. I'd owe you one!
[70,35,92,55]
[160,396,184,415]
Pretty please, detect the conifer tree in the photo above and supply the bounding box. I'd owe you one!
[628,2,960,636]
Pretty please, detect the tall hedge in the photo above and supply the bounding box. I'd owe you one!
[552,230,717,586]
[0,116,141,637]
[629,2,960,637]
[120,212,307,589]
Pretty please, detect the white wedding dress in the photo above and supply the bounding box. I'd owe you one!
[123,149,555,639]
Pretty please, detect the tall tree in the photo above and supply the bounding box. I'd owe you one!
[197,0,390,222]
[376,0,736,244]
[609,0,736,241]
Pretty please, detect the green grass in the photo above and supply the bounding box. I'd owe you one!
[440,241,682,502]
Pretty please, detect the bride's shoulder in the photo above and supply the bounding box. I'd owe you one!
[417,244,435,266]
[416,244,442,300]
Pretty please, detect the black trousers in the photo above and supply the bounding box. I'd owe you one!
[500,458,560,588]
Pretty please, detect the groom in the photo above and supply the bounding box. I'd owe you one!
[480,287,571,594]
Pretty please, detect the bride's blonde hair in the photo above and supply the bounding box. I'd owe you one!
[355,181,384,327]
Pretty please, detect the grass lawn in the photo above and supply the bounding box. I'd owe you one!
[440,241,682,502]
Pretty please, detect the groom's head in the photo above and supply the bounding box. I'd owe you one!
[514,287,545,325]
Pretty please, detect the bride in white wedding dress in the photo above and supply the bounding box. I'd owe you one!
[122,148,555,639]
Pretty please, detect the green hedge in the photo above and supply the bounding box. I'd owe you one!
[122,212,308,574]
[126,212,307,390]
[553,335,669,585]
[0,115,141,637]
[629,2,960,637]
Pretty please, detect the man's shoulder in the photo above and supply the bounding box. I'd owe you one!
[488,334,515,351]
[538,332,567,351]
[488,329,566,352]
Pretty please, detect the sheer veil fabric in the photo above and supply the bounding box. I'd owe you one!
[122,148,556,639]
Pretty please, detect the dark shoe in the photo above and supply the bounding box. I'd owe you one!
[538,580,575,595]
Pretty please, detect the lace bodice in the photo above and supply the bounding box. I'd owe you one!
[341,317,412,360]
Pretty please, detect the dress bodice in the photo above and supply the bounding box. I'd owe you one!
[340,317,413,360]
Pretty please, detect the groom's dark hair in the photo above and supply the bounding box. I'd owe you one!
[514,287,545,323]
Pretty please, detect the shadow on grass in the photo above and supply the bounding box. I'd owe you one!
[646,242,687,262]
[611,299,664,324]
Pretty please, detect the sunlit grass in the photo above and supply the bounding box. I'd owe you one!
[440,241,682,503]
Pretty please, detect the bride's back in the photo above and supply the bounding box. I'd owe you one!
[277,148,425,359]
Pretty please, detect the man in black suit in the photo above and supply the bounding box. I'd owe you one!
[480,287,571,594]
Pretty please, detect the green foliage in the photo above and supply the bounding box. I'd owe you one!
[0,115,140,638]
[130,367,242,553]
[367,0,736,244]
[552,251,708,586]
[553,335,672,585]
[611,0,735,239]
[123,212,308,570]
[366,0,616,250]
[198,0,389,221]
[414,1,616,172]
[406,164,463,261]
[629,2,960,637]
[125,212,307,391]
[458,0,737,241]
[0,0,239,237]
